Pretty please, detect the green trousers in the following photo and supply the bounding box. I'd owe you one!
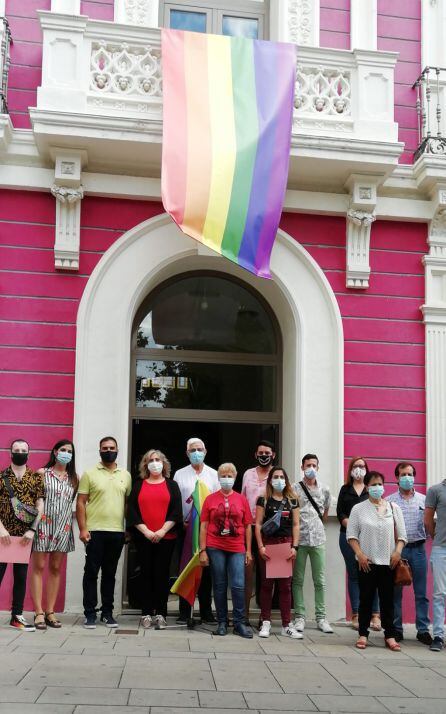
[292,544,326,620]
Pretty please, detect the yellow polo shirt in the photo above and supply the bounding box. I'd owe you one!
[78,463,132,532]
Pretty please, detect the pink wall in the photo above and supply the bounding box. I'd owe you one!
[320,0,350,50]
[377,0,421,164]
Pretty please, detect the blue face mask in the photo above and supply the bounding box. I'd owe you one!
[56,451,72,465]
[399,475,414,491]
[189,450,205,466]
[368,484,384,500]
[271,478,286,492]
[304,467,317,479]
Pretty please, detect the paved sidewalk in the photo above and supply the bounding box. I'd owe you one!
[0,613,445,714]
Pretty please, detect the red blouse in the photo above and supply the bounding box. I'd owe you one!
[137,480,176,539]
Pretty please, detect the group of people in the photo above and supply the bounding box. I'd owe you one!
[0,436,445,653]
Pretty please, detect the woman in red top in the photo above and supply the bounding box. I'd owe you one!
[127,449,182,629]
[199,463,253,638]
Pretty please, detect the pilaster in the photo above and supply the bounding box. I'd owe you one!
[50,149,87,270]
[114,0,159,26]
[287,0,320,46]
[422,184,446,485]
[345,175,378,289]
[350,0,377,51]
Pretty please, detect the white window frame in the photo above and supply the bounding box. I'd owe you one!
[161,0,268,39]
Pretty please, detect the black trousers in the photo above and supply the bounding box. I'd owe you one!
[177,529,213,619]
[135,535,177,618]
[83,531,125,617]
[0,562,28,616]
[358,564,395,638]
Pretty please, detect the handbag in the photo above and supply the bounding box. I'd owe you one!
[390,503,412,587]
[299,480,324,521]
[1,471,38,525]
[261,499,286,536]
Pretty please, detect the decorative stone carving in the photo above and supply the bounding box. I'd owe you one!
[345,176,378,289]
[121,0,153,26]
[288,0,319,46]
[50,150,86,271]
[295,66,351,116]
[90,41,162,98]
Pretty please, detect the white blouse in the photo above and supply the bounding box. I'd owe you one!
[346,499,407,566]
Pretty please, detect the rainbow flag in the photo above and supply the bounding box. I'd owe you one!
[171,479,210,606]
[161,29,296,279]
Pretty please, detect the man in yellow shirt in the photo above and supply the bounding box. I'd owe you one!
[76,436,131,629]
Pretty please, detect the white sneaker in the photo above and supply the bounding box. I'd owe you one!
[317,619,334,633]
[281,623,303,639]
[154,615,167,630]
[141,615,152,629]
[259,620,271,638]
[293,616,305,632]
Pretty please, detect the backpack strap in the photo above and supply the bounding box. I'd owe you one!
[299,480,324,521]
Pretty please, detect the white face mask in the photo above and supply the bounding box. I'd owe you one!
[351,467,366,480]
[304,467,317,479]
[147,461,163,475]
[220,477,235,490]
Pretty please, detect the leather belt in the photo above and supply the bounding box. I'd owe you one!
[405,539,425,548]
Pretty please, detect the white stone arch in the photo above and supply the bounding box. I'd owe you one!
[67,213,345,615]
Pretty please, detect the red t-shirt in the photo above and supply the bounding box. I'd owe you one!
[201,490,252,553]
[137,480,176,539]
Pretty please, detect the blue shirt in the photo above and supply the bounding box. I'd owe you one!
[387,490,426,543]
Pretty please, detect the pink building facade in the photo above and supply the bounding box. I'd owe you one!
[0,0,445,620]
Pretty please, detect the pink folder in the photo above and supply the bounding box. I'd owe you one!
[265,542,293,579]
[0,536,32,564]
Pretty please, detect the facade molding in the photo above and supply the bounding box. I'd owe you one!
[421,0,446,68]
[288,0,320,46]
[422,184,446,487]
[345,175,378,289]
[51,149,86,270]
[69,213,344,614]
[350,0,377,51]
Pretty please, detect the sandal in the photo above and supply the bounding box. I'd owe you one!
[45,612,62,629]
[34,613,47,630]
[355,637,367,649]
[351,614,359,630]
[370,615,382,631]
[385,638,401,652]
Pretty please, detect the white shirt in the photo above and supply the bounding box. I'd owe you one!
[347,499,407,565]
[173,463,219,519]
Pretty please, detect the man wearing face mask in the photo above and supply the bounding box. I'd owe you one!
[0,439,45,631]
[76,436,131,629]
[292,453,333,634]
[242,440,276,624]
[174,437,219,624]
[388,462,432,645]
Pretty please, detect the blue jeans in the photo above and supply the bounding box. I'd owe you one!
[430,546,446,640]
[207,547,245,626]
[339,531,379,615]
[394,542,430,635]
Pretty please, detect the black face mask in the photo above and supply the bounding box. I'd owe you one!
[11,452,28,466]
[100,450,117,464]
[256,454,272,467]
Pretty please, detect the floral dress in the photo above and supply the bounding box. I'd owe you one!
[34,468,75,552]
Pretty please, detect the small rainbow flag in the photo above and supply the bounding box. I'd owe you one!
[171,479,210,606]
[161,29,296,279]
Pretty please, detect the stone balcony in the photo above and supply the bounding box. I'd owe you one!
[30,10,403,190]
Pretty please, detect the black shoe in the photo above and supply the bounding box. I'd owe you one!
[394,631,404,642]
[214,623,227,636]
[430,636,444,652]
[176,617,188,625]
[83,614,97,629]
[100,613,118,628]
[233,622,253,639]
[417,631,433,646]
[200,612,216,624]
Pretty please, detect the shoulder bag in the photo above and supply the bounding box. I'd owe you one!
[1,470,38,525]
[390,502,412,587]
[261,498,286,536]
[299,480,324,522]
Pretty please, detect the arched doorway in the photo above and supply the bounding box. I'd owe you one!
[69,214,344,616]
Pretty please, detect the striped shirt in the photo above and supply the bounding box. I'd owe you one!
[387,489,426,543]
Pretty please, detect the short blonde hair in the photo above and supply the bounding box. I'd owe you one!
[139,449,171,479]
[218,462,237,477]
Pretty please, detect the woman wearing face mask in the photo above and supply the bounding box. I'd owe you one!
[127,449,183,629]
[199,463,253,638]
[336,457,380,631]
[255,466,300,638]
[30,439,78,629]
[347,471,407,651]
[241,440,275,625]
